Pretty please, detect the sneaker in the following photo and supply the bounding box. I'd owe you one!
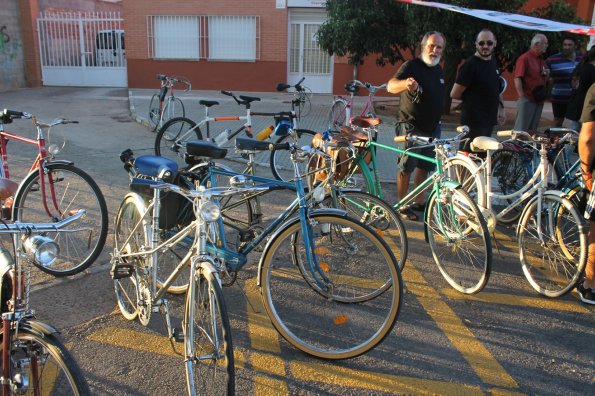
[398,207,418,221]
[577,283,595,305]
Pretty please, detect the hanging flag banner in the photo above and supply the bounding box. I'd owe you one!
[396,0,595,35]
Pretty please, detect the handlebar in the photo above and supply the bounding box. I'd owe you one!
[394,125,469,145]
[276,76,307,93]
[0,209,86,234]
[151,182,268,200]
[345,80,387,94]
[157,73,192,91]
[1,109,78,128]
[498,128,577,146]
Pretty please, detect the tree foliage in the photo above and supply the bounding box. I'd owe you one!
[316,0,587,113]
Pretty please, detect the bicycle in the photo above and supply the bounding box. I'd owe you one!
[148,73,191,132]
[307,119,492,294]
[112,163,241,394]
[454,130,587,297]
[328,80,386,130]
[124,138,403,360]
[0,110,108,277]
[0,209,90,394]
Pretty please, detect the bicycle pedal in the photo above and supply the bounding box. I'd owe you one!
[172,327,184,342]
[111,263,134,279]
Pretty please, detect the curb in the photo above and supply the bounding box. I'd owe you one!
[128,89,151,129]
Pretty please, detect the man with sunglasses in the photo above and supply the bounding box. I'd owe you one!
[387,31,446,221]
[513,33,550,132]
[451,29,501,152]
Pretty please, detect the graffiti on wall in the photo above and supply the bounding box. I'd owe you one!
[0,25,22,59]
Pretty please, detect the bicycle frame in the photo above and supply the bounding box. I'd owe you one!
[0,121,65,219]
[332,81,386,127]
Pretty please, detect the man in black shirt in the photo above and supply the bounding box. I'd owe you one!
[451,29,501,152]
[387,31,446,221]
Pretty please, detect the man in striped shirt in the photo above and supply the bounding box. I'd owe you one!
[546,37,582,127]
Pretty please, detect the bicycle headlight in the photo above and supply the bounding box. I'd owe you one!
[23,235,59,267]
[48,143,61,155]
[199,201,221,222]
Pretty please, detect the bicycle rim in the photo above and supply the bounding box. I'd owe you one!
[12,163,108,277]
[260,214,402,359]
[322,190,408,272]
[426,187,492,294]
[185,268,234,395]
[155,117,201,168]
[270,129,317,181]
[328,100,347,130]
[518,195,587,297]
[114,194,147,319]
[1,331,89,395]
[148,93,160,131]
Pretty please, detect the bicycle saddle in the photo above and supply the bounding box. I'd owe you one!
[470,136,503,152]
[199,100,219,107]
[134,156,178,181]
[351,116,382,129]
[186,141,228,160]
[338,126,368,142]
[344,83,359,94]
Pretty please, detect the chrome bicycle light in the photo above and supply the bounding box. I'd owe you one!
[48,143,61,155]
[199,201,221,222]
[23,235,59,267]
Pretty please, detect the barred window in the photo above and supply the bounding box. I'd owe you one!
[148,15,259,61]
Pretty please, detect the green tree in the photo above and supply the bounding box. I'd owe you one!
[317,0,585,114]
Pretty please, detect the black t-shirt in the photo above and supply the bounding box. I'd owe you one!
[580,82,595,123]
[395,58,445,133]
[456,55,500,128]
[567,64,595,122]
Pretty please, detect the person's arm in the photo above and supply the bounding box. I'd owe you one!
[579,121,595,191]
[450,83,467,100]
[387,76,417,95]
[514,77,525,99]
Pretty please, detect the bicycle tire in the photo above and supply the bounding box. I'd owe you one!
[162,97,185,126]
[321,190,408,272]
[0,329,90,395]
[269,129,317,181]
[185,266,234,395]
[113,193,147,320]
[443,155,486,210]
[518,194,587,297]
[328,99,347,130]
[148,93,160,132]
[426,186,492,294]
[155,117,202,167]
[12,163,108,277]
[491,149,531,224]
[260,213,402,359]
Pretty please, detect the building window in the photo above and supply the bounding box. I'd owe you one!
[148,15,259,61]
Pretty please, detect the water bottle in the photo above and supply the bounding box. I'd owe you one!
[255,125,274,141]
[214,129,231,147]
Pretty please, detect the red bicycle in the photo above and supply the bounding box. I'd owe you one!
[0,109,108,277]
[148,73,191,132]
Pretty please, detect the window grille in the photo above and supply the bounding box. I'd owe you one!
[147,15,260,61]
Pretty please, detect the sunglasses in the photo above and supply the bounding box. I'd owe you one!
[477,40,494,47]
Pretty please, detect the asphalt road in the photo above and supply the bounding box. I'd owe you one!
[2,87,593,395]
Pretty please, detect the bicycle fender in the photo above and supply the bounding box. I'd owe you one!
[45,159,74,167]
[514,190,573,237]
[20,319,59,337]
[256,208,348,286]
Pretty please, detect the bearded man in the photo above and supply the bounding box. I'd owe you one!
[387,31,446,221]
[451,29,501,152]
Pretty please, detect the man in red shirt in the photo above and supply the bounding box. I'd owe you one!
[514,33,549,132]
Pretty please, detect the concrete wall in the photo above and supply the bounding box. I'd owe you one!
[0,0,25,91]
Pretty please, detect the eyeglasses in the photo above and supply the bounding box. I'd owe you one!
[477,41,494,47]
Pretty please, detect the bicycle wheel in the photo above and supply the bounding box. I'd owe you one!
[491,149,531,224]
[426,186,492,294]
[0,330,90,395]
[328,99,347,130]
[185,266,234,395]
[12,163,108,277]
[321,190,408,272]
[260,213,402,359]
[518,194,587,297]
[444,155,486,209]
[162,97,185,126]
[155,117,202,167]
[114,193,148,320]
[269,129,317,181]
[148,93,160,132]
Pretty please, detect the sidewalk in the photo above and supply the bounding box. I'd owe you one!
[127,88,557,182]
